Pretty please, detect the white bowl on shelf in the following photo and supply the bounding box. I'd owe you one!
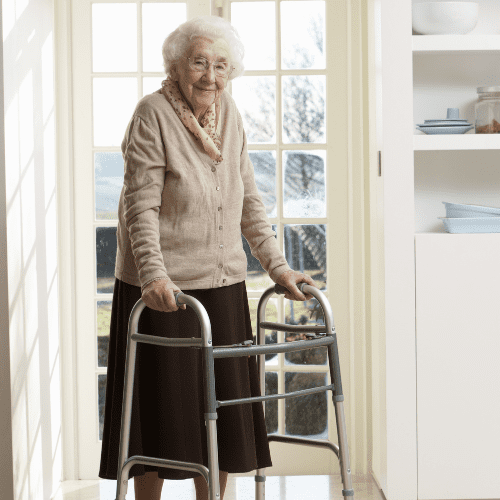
[413,2,479,35]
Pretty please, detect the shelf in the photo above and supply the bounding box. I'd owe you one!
[413,35,500,53]
[414,133,500,150]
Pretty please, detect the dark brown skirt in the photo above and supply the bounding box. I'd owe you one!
[98,277,273,481]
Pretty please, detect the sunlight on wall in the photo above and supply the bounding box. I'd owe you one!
[19,70,34,169]
[3,0,62,498]
[41,32,54,123]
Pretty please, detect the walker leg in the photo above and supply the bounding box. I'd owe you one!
[334,400,354,498]
[203,344,221,500]
[255,467,266,500]
[255,346,267,500]
[115,338,137,499]
[327,340,354,499]
[115,301,146,500]
[206,419,221,500]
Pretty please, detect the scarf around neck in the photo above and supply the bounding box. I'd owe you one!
[160,77,223,163]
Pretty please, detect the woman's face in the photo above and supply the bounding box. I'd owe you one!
[171,36,231,113]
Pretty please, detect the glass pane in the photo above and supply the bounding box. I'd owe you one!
[284,297,327,365]
[285,372,328,438]
[92,3,137,72]
[231,76,276,143]
[142,3,187,72]
[93,77,137,147]
[284,224,326,291]
[95,152,124,220]
[283,151,325,218]
[282,75,325,144]
[265,371,278,434]
[231,2,275,70]
[143,77,164,97]
[96,226,117,294]
[250,151,276,218]
[98,374,106,441]
[97,301,112,368]
[243,224,277,292]
[281,1,325,69]
[248,298,278,366]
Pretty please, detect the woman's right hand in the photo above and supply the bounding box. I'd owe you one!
[141,278,187,312]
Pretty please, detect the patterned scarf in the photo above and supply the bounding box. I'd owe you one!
[160,77,223,163]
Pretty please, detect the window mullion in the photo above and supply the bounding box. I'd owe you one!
[276,0,282,151]
[275,1,285,436]
[278,294,284,435]
[137,0,143,99]
[275,0,284,329]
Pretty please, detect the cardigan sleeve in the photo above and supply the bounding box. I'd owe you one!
[121,114,169,288]
[238,116,293,283]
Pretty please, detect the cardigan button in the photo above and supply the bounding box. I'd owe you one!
[216,186,220,190]
[212,167,216,172]
[222,279,226,283]
[218,264,223,268]
[218,206,222,211]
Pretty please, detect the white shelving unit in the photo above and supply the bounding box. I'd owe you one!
[414,134,500,150]
[413,34,500,52]
[415,233,500,499]
[372,1,500,499]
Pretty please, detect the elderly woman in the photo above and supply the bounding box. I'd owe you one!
[99,15,318,500]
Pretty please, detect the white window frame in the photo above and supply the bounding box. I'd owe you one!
[60,0,355,480]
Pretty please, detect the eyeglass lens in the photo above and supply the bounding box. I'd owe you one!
[189,57,231,76]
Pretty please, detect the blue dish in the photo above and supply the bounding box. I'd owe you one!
[443,201,500,218]
[423,119,468,123]
[416,124,474,134]
[438,217,500,233]
[416,121,470,126]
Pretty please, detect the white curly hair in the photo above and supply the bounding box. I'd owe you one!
[162,15,245,80]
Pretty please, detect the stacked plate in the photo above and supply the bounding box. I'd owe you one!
[439,202,500,233]
[416,107,474,135]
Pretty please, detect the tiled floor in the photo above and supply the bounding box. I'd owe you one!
[52,474,386,500]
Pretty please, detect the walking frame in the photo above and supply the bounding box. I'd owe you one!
[114,282,354,500]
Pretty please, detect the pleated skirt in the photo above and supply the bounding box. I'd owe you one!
[98,277,273,481]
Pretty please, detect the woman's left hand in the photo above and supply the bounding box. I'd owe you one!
[274,269,319,301]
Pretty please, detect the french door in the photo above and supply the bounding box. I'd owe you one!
[71,0,344,479]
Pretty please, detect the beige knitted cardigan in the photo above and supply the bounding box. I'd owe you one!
[114,88,292,290]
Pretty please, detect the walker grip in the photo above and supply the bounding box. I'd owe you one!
[274,282,308,295]
[174,291,184,306]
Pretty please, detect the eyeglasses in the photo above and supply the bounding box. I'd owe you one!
[185,56,233,77]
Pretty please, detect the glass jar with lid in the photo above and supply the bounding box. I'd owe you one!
[475,86,500,134]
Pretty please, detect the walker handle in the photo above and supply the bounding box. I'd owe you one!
[175,283,308,303]
[274,281,308,296]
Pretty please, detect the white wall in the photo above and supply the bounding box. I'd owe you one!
[2,0,63,498]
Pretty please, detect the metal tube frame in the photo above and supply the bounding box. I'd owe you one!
[114,283,354,500]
